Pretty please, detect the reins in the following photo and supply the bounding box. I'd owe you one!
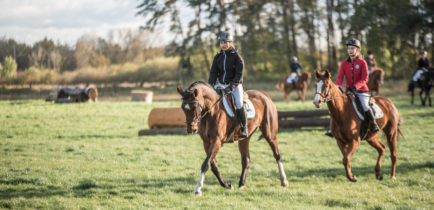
[315,81,346,103]
[183,93,225,125]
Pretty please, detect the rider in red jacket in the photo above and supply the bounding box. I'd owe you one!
[337,39,379,133]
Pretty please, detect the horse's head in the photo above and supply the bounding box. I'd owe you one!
[313,70,333,108]
[177,86,203,134]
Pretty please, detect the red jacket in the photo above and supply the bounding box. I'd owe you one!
[336,57,369,92]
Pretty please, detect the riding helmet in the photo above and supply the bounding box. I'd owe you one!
[218,32,233,42]
[346,39,361,49]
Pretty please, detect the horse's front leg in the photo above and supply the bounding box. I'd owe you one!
[194,140,223,196]
[342,140,360,182]
[419,89,426,106]
[210,158,233,189]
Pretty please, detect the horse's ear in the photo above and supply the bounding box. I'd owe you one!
[315,70,320,79]
[176,86,184,96]
[325,70,331,79]
[193,89,198,97]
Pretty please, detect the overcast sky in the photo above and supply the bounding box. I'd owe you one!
[0,0,168,46]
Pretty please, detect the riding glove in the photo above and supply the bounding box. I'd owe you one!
[348,86,357,92]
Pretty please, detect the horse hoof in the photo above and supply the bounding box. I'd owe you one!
[194,191,202,196]
[390,176,396,180]
[227,184,234,190]
[346,176,357,182]
[377,175,383,180]
[238,185,245,190]
[281,180,289,187]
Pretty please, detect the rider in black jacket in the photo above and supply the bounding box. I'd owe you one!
[208,32,248,138]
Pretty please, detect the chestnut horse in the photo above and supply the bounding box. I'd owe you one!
[276,71,311,103]
[313,70,401,182]
[177,81,288,196]
[367,68,384,96]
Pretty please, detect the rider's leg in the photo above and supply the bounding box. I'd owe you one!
[413,69,422,82]
[357,93,379,132]
[232,84,248,138]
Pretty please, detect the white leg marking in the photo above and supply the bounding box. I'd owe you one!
[193,172,205,196]
[278,162,289,187]
[313,80,324,104]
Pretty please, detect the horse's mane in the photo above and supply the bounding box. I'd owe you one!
[183,81,216,100]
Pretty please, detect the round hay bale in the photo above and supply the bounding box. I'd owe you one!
[148,107,186,129]
[132,90,153,103]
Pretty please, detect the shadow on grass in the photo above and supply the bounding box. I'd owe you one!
[282,161,434,179]
[0,185,67,199]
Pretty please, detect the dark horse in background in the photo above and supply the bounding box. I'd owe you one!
[367,68,384,96]
[177,81,288,196]
[276,71,311,103]
[408,67,434,106]
[313,70,402,182]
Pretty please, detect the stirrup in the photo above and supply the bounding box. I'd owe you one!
[325,131,333,138]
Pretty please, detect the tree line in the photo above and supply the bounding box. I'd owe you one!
[138,0,433,79]
[0,29,171,86]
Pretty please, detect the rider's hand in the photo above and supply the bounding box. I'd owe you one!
[224,86,232,94]
[348,86,357,92]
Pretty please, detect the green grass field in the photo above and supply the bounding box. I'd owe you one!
[0,86,433,209]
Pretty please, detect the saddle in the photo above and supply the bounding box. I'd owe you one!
[348,92,384,120]
[347,92,384,140]
[214,84,256,120]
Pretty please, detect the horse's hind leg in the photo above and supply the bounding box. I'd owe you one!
[261,127,289,187]
[237,139,250,189]
[385,129,398,179]
[366,136,386,180]
[210,158,233,189]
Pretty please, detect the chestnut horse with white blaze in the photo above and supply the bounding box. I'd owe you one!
[313,70,401,182]
[367,68,384,96]
[177,81,288,196]
[276,71,311,103]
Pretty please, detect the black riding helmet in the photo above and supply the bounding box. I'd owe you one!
[346,39,361,49]
[218,32,233,42]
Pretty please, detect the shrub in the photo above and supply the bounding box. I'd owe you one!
[1,56,17,82]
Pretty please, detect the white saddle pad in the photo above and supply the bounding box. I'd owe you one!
[351,97,384,120]
[222,96,256,119]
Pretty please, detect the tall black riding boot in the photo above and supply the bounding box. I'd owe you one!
[292,81,297,89]
[365,109,380,132]
[236,107,249,138]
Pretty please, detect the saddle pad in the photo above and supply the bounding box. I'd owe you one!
[350,94,384,120]
[222,96,256,119]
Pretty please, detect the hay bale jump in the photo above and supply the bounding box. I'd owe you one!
[278,109,329,129]
[139,107,186,136]
[131,90,153,103]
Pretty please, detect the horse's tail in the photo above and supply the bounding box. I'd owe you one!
[397,117,405,140]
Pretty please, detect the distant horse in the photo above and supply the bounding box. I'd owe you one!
[313,70,402,181]
[408,67,433,106]
[177,81,288,196]
[276,71,311,103]
[367,68,384,96]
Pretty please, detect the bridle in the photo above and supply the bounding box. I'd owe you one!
[315,79,346,103]
[182,96,224,126]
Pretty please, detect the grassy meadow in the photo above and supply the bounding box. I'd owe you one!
[0,81,433,209]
